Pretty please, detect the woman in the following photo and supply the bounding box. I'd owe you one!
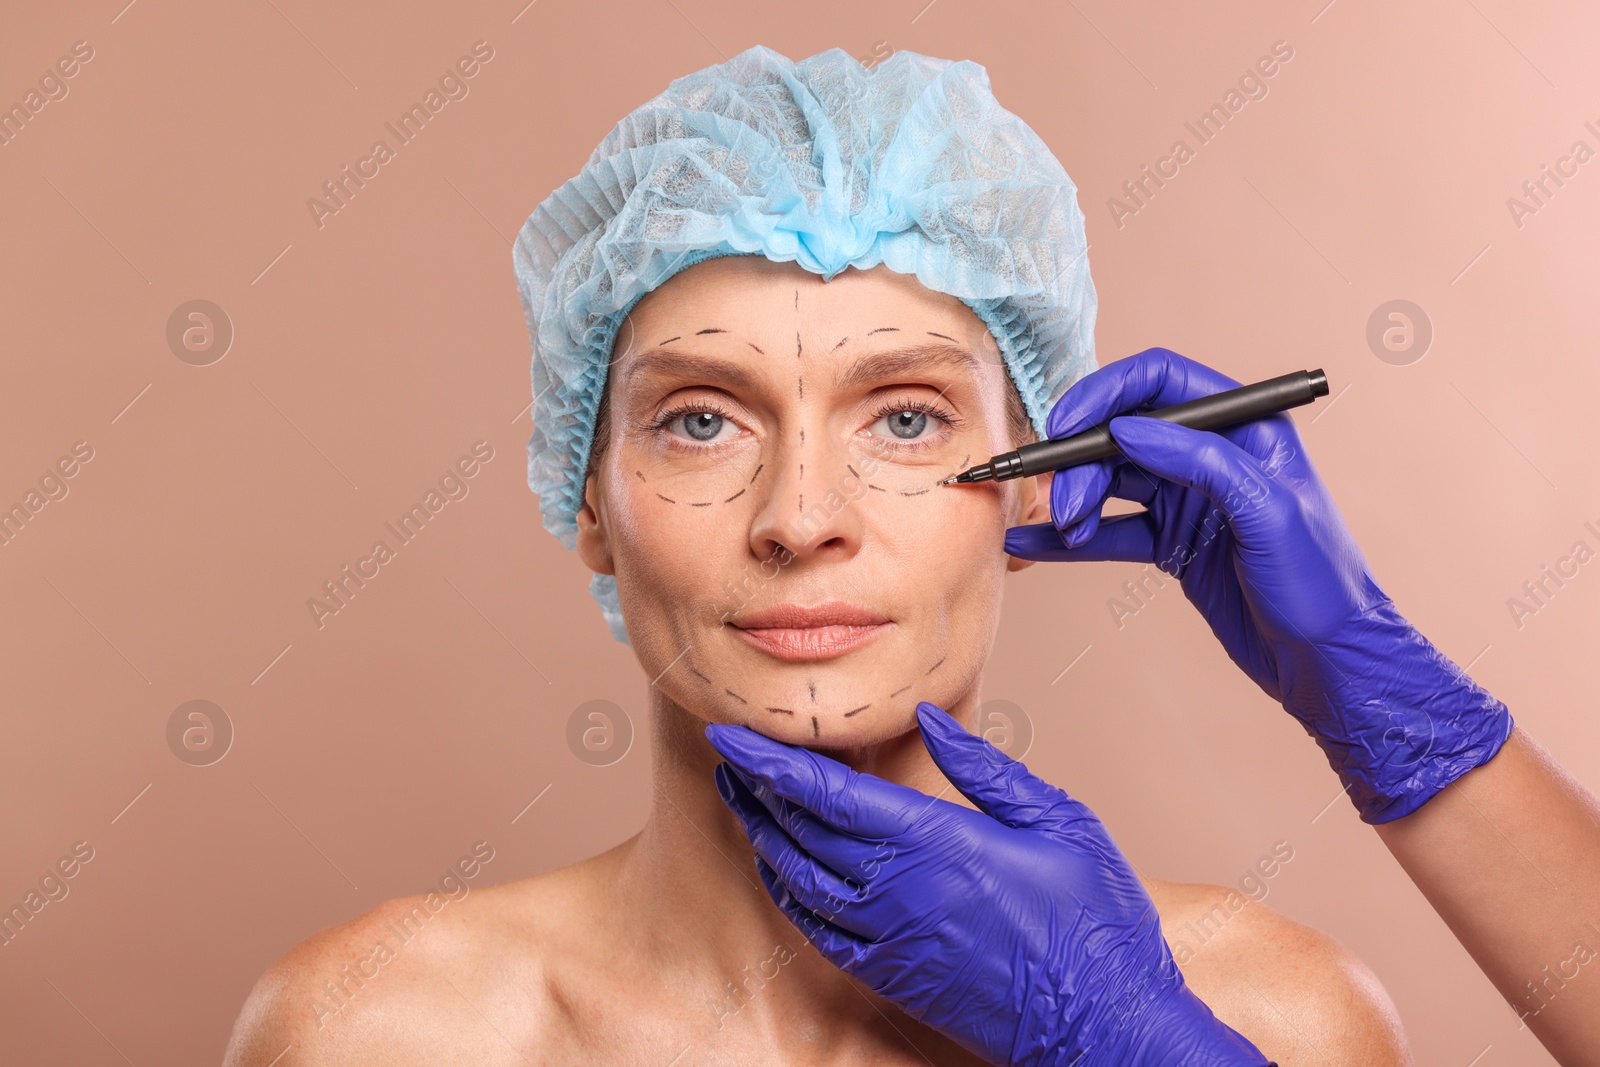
[223,46,1411,1064]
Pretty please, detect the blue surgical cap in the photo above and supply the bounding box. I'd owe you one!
[513,44,1097,645]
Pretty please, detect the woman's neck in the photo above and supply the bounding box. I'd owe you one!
[607,691,979,1050]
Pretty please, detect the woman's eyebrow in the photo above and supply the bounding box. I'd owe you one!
[620,341,980,392]
[622,350,760,391]
[833,343,981,390]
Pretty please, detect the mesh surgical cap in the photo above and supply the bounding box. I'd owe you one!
[513,43,1098,645]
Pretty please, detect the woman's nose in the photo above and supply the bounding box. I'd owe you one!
[746,431,868,566]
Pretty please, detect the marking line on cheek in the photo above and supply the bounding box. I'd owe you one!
[925,656,945,676]
[843,704,870,718]
[808,680,816,702]
[765,706,797,717]
[898,487,930,497]
[811,716,819,738]
[723,488,746,503]
[656,493,677,504]
[689,665,713,684]
[725,688,749,704]
[750,464,764,483]
[636,470,646,482]
[889,683,912,698]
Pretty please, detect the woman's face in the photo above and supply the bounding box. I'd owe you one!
[575,255,1050,747]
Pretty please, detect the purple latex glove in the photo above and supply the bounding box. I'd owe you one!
[706,702,1275,1067]
[1005,347,1513,823]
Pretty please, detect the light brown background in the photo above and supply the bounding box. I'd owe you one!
[2,0,1597,1063]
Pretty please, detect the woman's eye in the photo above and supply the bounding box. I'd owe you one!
[666,410,736,443]
[868,408,938,443]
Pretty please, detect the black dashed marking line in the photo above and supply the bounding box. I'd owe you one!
[635,470,646,482]
[660,335,682,345]
[899,487,931,496]
[725,688,749,704]
[799,463,803,479]
[750,464,764,483]
[799,427,804,443]
[926,332,956,342]
[868,326,899,335]
[808,681,816,702]
[798,375,803,399]
[938,456,973,483]
[889,683,912,698]
[748,342,765,355]
[798,494,803,513]
[689,666,712,684]
[811,715,819,737]
[868,484,885,492]
[689,501,712,507]
[656,493,677,503]
[795,329,802,358]
[697,327,726,335]
[844,704,870,717]
[723,488,746,503]
[847,464,858,477]
[832,336,849,350]
[766,706,797,716]
[924,656,945,676]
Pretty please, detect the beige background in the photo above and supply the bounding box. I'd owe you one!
[2,0,1597,1062]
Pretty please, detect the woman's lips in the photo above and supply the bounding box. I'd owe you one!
[732,622,890,661]
[729,602,891,661]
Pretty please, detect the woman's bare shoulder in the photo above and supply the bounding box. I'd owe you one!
[1146,878,1415,1067]
[222,845,626,1067]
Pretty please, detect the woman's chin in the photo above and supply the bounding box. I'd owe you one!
[720,704,922,750]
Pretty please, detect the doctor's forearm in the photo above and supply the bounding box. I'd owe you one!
[1373,726,1600,1066]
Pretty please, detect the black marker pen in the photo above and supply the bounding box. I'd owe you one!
[939,368,1329,485]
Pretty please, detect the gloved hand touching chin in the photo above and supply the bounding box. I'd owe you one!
[706,702,1276,1067]
[1004,347,1513,824]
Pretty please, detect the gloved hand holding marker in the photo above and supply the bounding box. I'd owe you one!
[1001,347,1513,823]
[939,365,1329,485]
